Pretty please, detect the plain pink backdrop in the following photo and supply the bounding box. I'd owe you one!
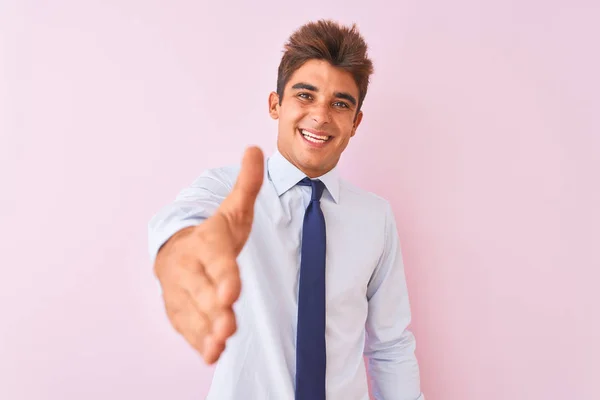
[1,1,598,399]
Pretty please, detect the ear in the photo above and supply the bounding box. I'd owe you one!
[350,110,363,137]
[268,92,280,120]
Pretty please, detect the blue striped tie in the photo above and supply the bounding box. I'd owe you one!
[295,177,327,400]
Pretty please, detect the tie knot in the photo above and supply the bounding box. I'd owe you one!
[298,177,325,202]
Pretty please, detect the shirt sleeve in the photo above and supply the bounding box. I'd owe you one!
[364,201,425,400]
[147,167,234,265]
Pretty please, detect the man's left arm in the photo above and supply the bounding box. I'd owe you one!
[364,202,424,400]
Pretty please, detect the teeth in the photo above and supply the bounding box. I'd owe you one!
[304,135,326,143]
[301,129,329,141]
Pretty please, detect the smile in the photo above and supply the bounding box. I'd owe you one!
[299,129,331,143]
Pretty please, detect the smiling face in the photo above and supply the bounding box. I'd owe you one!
[269,59,364,178]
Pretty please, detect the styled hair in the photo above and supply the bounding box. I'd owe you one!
[276,19,374,113]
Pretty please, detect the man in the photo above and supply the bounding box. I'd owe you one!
[148,19,424,400]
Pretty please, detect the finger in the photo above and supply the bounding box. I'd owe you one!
[200,307,236,364]
[217,269,242,307]
[164,289,210,355]
[200,255,241,307]
[212,307,237,343]
[178,266,221,323]
[221,146,264,217]
[203,334,227,365]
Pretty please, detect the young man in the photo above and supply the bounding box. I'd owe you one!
[149,19,424,400]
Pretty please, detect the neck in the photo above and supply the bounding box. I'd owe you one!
[276,147,335,179]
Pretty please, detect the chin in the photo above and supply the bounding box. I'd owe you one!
[299,156,330,175]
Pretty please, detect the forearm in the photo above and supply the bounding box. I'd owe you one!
[148,200,210,264]
[364,202,424,399]
[147,168,233,264]
[365,330,424,400]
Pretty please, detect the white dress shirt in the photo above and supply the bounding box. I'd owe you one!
[148,150,424,399]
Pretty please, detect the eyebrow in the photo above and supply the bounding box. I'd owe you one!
[291,82,357,106]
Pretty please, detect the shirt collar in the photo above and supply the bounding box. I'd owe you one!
[267,150,340,203]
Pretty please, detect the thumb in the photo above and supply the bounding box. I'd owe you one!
[221,146,264,217]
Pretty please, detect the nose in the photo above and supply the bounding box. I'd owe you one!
[310,102,331,125]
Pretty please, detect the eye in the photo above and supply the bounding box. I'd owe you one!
[297,92,312,100]
[333,101,349,108]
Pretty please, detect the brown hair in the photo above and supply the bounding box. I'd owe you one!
[276,19,374,114]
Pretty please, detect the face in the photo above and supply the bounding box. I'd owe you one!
[268,59,363,178]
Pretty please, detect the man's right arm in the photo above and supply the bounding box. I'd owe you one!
[147,167,234,264]
[146,147,264,365]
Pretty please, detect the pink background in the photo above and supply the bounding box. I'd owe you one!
[1,1,598,399]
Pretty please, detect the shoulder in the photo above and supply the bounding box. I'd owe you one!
[337,179,399,262]
[339,178,393,215]
[337,178,396,234]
